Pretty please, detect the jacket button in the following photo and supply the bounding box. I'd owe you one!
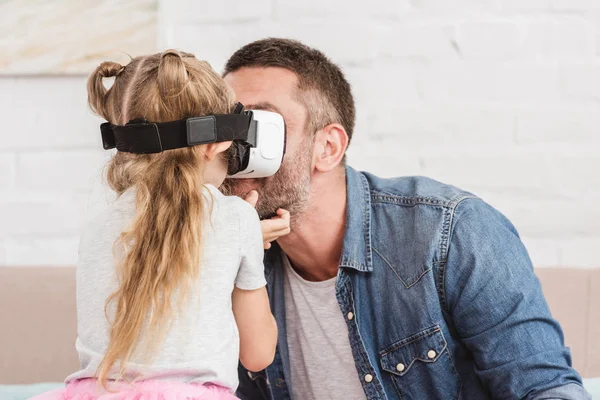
[347,312,354,320]
[364,374,373,383]
[427,350,437,359]
[396,363,405,372]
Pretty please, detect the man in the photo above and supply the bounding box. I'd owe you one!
[222,38,590,399]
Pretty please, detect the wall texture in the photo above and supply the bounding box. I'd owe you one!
[1,0,599,267]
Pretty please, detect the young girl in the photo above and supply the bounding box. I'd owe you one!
[33,50,279,399]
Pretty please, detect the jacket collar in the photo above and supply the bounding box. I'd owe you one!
[339,166,373,272]
[265,166,373,276]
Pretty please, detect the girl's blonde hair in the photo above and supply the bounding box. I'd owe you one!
[87,50,234,387]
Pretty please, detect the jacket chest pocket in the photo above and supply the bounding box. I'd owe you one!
[379,325,461,400]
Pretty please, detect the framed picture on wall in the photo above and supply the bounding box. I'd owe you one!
[0,0,158,75]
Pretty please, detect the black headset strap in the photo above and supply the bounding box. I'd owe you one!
[100,112,252,154]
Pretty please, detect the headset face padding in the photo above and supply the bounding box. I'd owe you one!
[226,141,251,176]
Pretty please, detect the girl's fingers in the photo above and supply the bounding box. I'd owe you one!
[276,208,290,218]
[261,209,291,250]
[263,228,291,242]
[244,190,259,208]
[261,218,289,233]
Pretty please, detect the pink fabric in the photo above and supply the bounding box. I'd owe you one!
[30,379,239,400]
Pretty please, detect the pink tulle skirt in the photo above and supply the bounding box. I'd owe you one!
[30,378,238,400]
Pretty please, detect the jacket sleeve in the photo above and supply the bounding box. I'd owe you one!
[236,362,270,400]
[530,383,591,400]
[443,198,588,399]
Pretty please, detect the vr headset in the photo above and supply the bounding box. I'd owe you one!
[99,103,286,178]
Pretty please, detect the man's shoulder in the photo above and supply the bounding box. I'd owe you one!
[360,170,507,230]
[359,170,476,208]
[357,170,518,247]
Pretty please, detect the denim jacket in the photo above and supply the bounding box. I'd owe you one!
[237,167,589,400]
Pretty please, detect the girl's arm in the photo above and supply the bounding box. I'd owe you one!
[232,286,277,372]
[233,198,279,372]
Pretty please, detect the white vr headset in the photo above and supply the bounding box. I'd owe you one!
[99,102,286,179]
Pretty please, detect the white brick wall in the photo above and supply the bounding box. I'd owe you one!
[2,0,599,267]
[0,76,110,266]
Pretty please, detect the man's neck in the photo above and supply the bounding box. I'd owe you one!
[277,168,347,282]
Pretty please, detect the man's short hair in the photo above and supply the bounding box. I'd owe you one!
[224,38,356,150]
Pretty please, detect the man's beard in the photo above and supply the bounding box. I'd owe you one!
[222,144,312,221]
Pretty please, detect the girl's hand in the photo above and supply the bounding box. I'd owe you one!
[261,209,291,249]
[245,191,291,249]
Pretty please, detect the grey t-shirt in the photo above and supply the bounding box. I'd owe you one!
[66,184,266,391]
[283,254,367,400]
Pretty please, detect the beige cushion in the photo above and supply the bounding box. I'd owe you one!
[0,267,78,384]
[535,268,600,378]
[535,268,589,376]
[587,270,600,377]
[0,266,598,383]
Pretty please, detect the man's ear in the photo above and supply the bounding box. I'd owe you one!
[204,141,232,161]
[312,124,348,172]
